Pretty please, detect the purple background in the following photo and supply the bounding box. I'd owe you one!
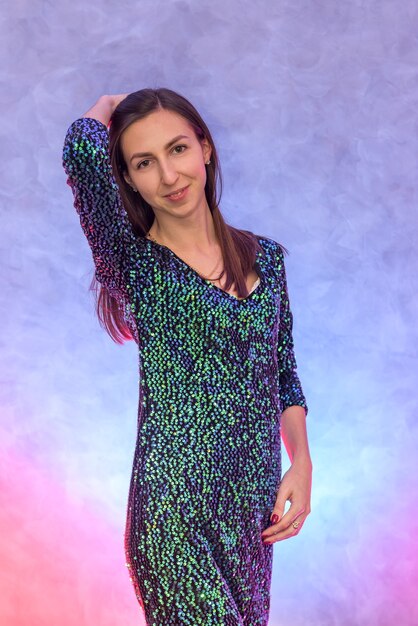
[1,1,417,625]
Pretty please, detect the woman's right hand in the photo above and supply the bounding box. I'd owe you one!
[109,93,130,114]
[81,93,130,127]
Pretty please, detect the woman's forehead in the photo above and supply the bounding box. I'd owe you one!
[121,109,193,154]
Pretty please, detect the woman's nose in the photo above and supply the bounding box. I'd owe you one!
[159,160,179,185]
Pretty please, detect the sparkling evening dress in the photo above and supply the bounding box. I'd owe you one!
[62,117,308,626]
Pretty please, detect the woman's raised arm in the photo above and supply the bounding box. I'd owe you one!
[62,95,137,295]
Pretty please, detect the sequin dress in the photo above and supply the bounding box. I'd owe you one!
[62,117,308,626]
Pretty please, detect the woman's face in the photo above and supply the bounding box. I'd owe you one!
[121,108,212,217]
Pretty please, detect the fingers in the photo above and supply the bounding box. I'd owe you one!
[268,517,304,543]
[261,507,307,544]
[110,94,129,114]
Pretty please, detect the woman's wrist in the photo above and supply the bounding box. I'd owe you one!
[81,95,113,126]
[291,452,313,470]
[81,94,128,126]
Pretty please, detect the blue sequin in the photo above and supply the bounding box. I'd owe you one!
[62,117,308,626]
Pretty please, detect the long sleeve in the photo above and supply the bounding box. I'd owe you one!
[276,246,309,417]
[62,117,137,294]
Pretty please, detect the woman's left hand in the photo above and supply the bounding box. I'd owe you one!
[261,458,312,544]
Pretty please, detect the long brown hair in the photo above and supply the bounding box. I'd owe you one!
[91,87,281,343]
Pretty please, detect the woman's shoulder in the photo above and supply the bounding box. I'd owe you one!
[254,233,287,260]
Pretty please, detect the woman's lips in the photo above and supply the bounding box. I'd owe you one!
[165,185,190,201]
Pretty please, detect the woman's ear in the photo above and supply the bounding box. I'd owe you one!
[201,138,212,164]
[123,171,133,187]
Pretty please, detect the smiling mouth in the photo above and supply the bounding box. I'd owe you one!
[164,185,188,197]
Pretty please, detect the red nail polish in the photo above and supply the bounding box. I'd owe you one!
[271,514,279,524]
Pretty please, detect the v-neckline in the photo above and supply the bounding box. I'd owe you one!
[144,237,263,303]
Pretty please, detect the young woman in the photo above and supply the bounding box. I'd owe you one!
[62,88,312,626]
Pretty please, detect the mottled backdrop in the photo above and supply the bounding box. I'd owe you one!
[1,1,417,625]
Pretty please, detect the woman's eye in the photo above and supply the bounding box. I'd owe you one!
[136,145,187,169]
[173,144,187,154]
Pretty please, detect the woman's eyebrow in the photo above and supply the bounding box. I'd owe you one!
[130,135,190,162]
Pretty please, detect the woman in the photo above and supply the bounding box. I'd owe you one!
[62,88,312,626]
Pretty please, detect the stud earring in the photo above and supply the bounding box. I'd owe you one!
[206,160,211,165]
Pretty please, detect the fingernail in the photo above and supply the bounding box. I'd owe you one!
[270,514,279,524]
